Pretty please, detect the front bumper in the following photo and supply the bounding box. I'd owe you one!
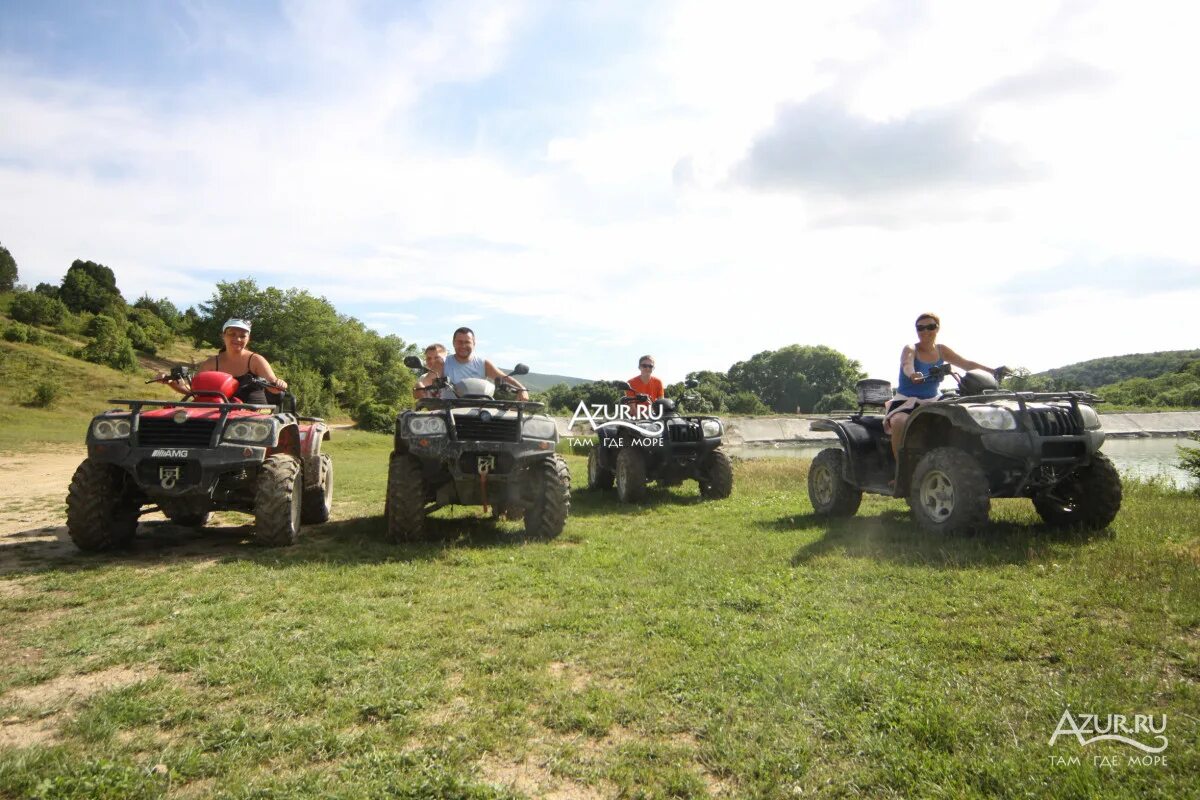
[88,441,267,499]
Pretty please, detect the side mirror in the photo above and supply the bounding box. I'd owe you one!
[613,380,633,392]
[685,379,699,389]
[404,355,423,370]
[511,363,530,376]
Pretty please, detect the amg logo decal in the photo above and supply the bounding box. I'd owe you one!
[151,449,189,458]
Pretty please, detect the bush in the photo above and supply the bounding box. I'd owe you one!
[354,401,398,433]
[285,365,335,419]
[3,322,30,342]
[125,308,173,355]
[814,389,858,414]
[81,314,139,371]
[726,391,771,415]
[9,290,68,327]
[25,379,64,408]
[1179,433,1200,493]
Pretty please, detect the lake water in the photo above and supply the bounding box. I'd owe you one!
[729,436,1198,490]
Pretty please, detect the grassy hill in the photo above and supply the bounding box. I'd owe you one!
[1036,349,1200,388]
[0,339,182,452]
[520,372,592,393]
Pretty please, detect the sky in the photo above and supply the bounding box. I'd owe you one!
[2,0,1198,386]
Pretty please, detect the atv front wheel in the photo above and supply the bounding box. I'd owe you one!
[301,453,334,524]
[908,447,990,534]
[524,455,571,539]
[699,448,734,499]
[587,448,614,490]
[386,453,426,542]
[1033,452,1122,529]
[808,448,862,517]
[615,448,647,503]
[254,454,303,546]
[66,459,140,551]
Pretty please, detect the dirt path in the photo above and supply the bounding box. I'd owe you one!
[0,447,84,537]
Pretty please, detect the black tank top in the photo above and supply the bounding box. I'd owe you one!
[216,352,268,405]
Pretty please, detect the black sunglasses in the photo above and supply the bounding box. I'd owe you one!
[916,323,939,332]
[639,363,654,369]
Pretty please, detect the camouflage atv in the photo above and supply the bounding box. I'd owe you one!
[808,366,1121,534]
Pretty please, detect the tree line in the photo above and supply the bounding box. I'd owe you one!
[0,247,416,429]
[534,345,865,416]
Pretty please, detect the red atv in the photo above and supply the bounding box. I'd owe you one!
[65,366,332,551]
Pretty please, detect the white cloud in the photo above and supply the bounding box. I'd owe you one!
[1,1,1199,386]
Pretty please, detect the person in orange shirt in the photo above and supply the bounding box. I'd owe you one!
[627,355,664,402]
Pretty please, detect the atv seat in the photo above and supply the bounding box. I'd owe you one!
[853,414,886,435]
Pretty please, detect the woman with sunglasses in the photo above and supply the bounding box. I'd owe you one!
[883,313,994,460]
[627,355,664,403]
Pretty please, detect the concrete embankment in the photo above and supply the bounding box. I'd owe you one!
[552,412,1200,445]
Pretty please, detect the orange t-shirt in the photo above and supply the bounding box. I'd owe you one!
[627,375,664,401]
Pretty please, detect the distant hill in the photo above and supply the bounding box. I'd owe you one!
[520,372,592,393]
[1036,349,1200,389]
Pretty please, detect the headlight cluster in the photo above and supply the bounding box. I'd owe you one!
[966,405,1017,431]
[1077,404,1101,430]
[92,417,131,439]
[522,418,557,440]
[223,420,274,443]
[701,419,723,438]
[408,415,447,436]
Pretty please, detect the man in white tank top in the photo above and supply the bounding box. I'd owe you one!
[438,327,529,400]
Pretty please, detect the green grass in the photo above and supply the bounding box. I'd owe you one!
[1,434,1197,799]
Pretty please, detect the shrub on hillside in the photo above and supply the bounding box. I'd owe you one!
[3,321,30,342]
[81,314,138,371]
[9,290,68,327]
[25,379,64,408]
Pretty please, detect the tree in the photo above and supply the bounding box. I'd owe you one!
[126,307,174,355]
[59,259,124,314]
[133,293,183,331]
[1179,433,1200,493]
[0,244,17,292]
[727,345,864,413]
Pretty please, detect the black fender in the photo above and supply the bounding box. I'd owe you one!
[896,405,976,493]
[810,418,878,486]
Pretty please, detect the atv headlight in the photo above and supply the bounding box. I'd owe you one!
[701,419,723,438]
[407,415,447,436]
[522,418,557,440]
[92,417,131,439]
[223,420,273,443]
[966,406,1016,431]
[1077,404,1101,430]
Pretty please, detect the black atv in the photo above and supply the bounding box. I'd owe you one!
[385,357,570,541]
[66,366,332,551]
[807,366,1121,534]
[586,382,733,503]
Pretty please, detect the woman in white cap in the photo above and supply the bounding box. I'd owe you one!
[160,318,288,404]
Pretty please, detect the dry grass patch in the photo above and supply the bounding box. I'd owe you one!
[477,751,609,800]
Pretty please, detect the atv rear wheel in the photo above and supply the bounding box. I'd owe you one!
[587,448,614,490]
[908,447,990,534]
[699,448,734,499]
[66,459,140,551]
[301,453,334,524]
[524,455,571,539]
[1033,452,1122,529]
[615,448,647,503]
[386,453,426,542]
[254,454,303,546]
[808,448,862,517]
